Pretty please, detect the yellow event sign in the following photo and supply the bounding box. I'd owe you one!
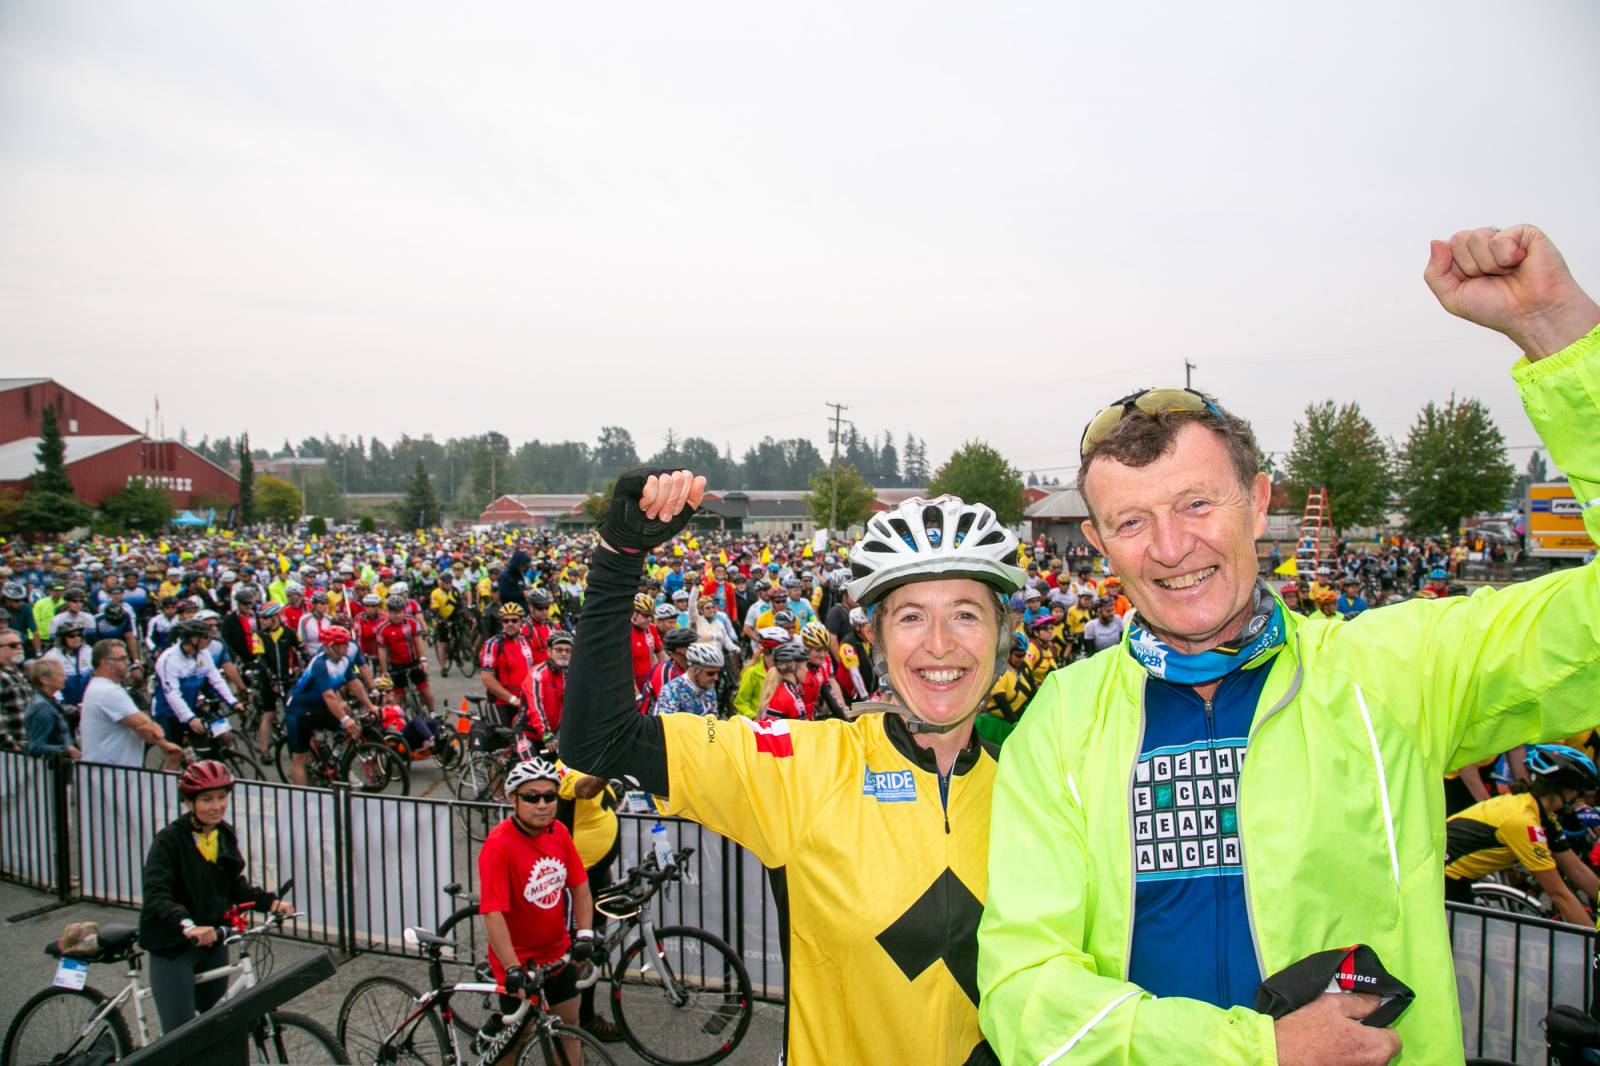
[1527,482,1596,558]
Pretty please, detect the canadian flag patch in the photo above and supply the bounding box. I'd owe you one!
[1528,825,1547,845]
[742,717,794,758]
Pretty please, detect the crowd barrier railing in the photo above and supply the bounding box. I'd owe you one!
[4,749,1591,1038]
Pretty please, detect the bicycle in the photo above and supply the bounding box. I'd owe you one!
[451,696,524,844]
[581,846,753,1066]
[145,693,265,781]
[337,935,618,1065]
[271,703,410,794]
[1,880,344,1065]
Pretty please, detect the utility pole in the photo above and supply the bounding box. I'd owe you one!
[825,401,848,533]
[1184,360,1196,389]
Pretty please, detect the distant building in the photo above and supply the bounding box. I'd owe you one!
[1024,487,1093,548]
[478,494,590,527]
[0,378,238,509]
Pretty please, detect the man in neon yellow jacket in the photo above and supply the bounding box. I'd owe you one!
[979,225,1600,1065]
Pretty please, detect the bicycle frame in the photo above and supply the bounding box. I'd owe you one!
[62,940,260,1050]
[381,979,533,1065]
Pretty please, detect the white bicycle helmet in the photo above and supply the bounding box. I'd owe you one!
[846,495,1025,607]
[504,758,561,796]
[685,643,724,668]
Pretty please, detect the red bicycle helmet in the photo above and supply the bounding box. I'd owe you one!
[178,759,235,796]
[320,625,353,645]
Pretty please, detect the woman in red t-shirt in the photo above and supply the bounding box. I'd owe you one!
[477,758,596,1062]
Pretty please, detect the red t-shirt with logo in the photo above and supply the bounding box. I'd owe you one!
[354,613,385,659]
[477,817,587,976]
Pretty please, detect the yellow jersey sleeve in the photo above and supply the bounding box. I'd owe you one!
[658,712,854,868]
[1497,801,1557,872]
[837,644,859,670]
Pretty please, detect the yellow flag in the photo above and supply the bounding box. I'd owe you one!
[1273,558,1298,577]
[673,544,684,557]
[760,546,772,564]
[718,550,727,565]
[160,540,169,552]
[505,533,514,545]
[688,537,699,550]
[802,543,813,558]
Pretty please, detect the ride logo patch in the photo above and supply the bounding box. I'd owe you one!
[862,767,918,803]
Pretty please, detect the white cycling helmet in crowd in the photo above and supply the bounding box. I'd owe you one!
[685,643,724,669]
[846,495,1025,607]
[391,582,409,597]
[504,758,561,796]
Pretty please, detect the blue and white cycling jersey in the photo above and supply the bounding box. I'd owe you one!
[152,644,235,723]
[287,651,358,714]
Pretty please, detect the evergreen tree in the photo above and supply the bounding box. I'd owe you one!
[878,432,901,487]
[237,434,256,526]
[397,458,442,528]
[16,404,92,534]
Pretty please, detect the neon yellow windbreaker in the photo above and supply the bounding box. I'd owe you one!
[979,325,1600,1064]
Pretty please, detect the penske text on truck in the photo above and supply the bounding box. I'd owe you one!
[1527,481,1596,559]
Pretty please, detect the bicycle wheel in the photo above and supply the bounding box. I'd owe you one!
[2,985,133,1066]
[272,736,295,784]
[341,741,411,795]
[433,904,493,1038]
[221,743,264,782]
[458,630,481,677]
[338,976,447,1066]
[518,1022,621,1066]
[431,727,463,772]
[252,1010,346,1064]
[453,767,503,845]
[612,926,753,1066]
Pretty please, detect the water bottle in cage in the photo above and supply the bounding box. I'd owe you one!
[650,821,673,869]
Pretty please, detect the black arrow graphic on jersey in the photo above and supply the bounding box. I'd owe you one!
[875,867,983,1005]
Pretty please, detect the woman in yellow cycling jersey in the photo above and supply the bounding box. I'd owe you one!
[564,468,1024,1065]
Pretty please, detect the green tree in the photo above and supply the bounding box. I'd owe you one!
[593,426,640,479]
[237,434,255,526]
[307,515,328,536]
[0,486,21,534]
[302,474,346,521]
[1512,450,1550,507]
[358,515,377,534]
[1395,395,1515,535]
[581,477,617,524]
[255,474,303,525]
[1282,401,1393,534]
[16,404,93,534]
[927,441,1026,525]
[805,462,877,532]
[396,458,441,528]
[99,481,175,532]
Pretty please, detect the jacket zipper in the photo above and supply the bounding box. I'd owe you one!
[1123,683,1148,975]
[1203,695,1227,1006]
[938,768,951,834]
[1236,633,1306,981]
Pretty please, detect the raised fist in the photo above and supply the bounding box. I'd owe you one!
[1424,225,1600,358]
[599,468,707,554]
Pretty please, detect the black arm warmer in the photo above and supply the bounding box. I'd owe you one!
[560,545,670,795]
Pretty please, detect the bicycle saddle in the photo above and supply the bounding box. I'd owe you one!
[1547,1004,1600,1048]
[47,923,139,962]
[442,882,480,907]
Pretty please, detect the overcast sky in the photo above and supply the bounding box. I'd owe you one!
[2,1,1597,481]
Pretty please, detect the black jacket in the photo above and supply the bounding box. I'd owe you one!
[139,815,274,957]
[497,550,531,611]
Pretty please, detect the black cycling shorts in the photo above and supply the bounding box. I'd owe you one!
[497,960,579,1012]
[389,664,428,690]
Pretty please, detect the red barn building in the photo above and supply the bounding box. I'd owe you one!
[0,379,238,511]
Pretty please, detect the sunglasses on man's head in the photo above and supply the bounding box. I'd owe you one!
[515,790,559,805]
[1079,387,1228,458]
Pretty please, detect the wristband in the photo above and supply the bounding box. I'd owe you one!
[575,929,594,939]
[179,919,196,932]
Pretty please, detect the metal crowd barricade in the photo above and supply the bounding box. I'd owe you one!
[1448,900,1595,1063]
[0,748,67,896]
[17,753,1597,1046]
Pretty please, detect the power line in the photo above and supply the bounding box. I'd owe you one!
[825,401,849,532]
